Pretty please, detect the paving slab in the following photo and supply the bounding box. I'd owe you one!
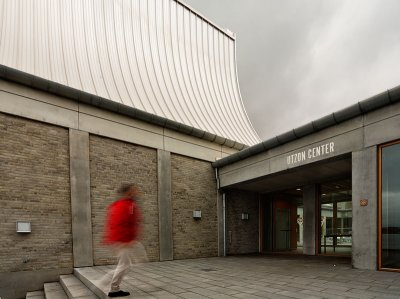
[76,255,400,298]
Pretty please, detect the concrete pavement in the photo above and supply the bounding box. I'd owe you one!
[75,255,400,299]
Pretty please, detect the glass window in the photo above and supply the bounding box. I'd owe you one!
[380,142,400,270]
[320,180,352,256]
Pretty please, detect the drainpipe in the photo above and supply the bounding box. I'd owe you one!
[215,168,220,189]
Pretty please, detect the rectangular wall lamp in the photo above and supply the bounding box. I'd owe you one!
[16,221,31,233]
[193,210,202,219]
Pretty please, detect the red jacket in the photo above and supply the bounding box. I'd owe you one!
[103,198,142,244]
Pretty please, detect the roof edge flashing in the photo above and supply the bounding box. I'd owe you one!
[175,0,236,41]
[388,85,400,103]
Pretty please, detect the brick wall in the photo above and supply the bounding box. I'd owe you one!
[171,154,218,259]
[226,189,259,255]
[89,135,159,264]
[0,112,72,272]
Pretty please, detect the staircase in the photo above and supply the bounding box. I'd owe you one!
[26,271,101,299]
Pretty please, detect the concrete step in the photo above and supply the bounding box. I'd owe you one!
[44,282,68,299]
[74,267,153,299]
[59,275,98,299]
[73,268,109,299]
[26,290,45,299]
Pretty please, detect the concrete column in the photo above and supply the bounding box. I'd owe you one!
[69,129,93,267]
[217,192,224,256]
[352,147,377,270]
[157,149,173,261]
[303,184,317,255]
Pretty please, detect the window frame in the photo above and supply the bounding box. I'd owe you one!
[378,139,400,272]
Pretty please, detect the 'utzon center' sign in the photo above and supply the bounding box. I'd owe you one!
[287,142,335,165]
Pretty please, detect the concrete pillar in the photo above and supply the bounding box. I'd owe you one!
[69,129,93,267]
[217,192,225,256]
[303,184,317,255]
[352,147,377,270]
[157,149,173,261]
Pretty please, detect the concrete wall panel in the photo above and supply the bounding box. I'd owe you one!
[352,147,377,270]
[164,128,222,151]
[221,146,239,157]
[164,136,222,162]
[303,185,317,255]
[219,159,270,188]
[363,101,400,126]
[219,117,363,176]
[69,129,93,267]
[364,113,400,147]
[219,129,363,188]
[79,103,163,135]
[157,150,173,261]
[0,90,78,129]
[0,80,79,111]
[79,113,164,149]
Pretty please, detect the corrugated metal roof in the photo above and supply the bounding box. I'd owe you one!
[0,0,260,146]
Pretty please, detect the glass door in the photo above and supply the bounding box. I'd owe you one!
[275,208,290,250]
[319,179,352,256]
[379,141,400,271]
[272,196,298,252]
[261,189,302,254]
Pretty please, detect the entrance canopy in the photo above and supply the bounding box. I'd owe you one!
[223,154,351,194]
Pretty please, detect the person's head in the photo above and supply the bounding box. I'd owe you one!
[118,183,139,199]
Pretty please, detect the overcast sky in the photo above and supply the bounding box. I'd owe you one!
[184,0,400,141]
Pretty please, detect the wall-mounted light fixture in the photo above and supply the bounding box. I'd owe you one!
[16,221,31,233]
[193,210,202,219]
[241,213,249,220]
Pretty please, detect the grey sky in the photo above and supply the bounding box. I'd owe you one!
[184,0,400,141]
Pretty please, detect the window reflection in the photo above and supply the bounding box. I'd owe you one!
[381,142,400,269]
[320,180,352,256]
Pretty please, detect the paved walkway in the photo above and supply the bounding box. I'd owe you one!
[79,255,400,299]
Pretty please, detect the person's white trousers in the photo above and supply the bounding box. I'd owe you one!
[110,245,132,292]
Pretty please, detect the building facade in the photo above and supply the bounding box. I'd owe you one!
[0,0,259,297]
[1,0,400,298]
[0,77,234,298]
[214,85,400,272]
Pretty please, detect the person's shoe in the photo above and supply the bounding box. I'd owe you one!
[108,290,130,297]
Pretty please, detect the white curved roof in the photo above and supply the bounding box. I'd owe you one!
[0,0,260,146]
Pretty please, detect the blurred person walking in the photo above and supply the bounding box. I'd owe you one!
[103,183,143,297]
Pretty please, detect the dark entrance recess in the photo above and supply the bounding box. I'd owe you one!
[262,192,303,253]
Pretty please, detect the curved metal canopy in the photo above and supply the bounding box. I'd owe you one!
[0,0,260,146]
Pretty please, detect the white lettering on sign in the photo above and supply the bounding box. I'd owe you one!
[287,142,335,165]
